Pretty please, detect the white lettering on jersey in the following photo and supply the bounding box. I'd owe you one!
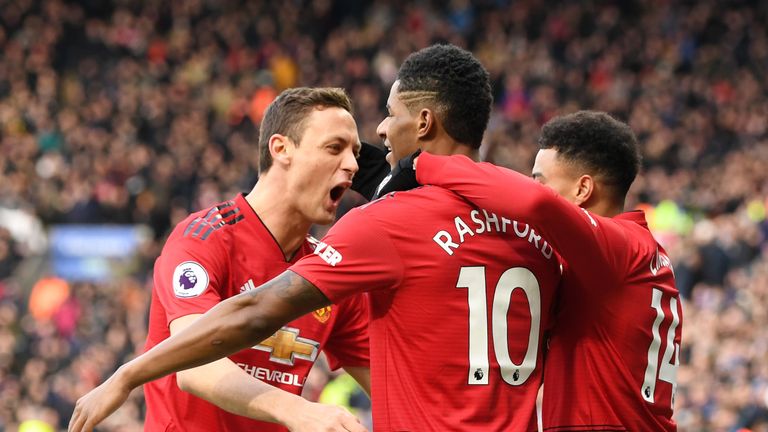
[434,231,460,255]
[650,247,674,276]
[313,241,343,266]
[432,209,555,259]
[236,363,304,387]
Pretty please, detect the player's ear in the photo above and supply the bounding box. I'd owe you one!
[573,174,594,206]
[416,108,436,140]
[269,134,294,167]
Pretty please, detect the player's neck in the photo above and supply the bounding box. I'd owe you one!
[422,139,479,161]
[245,178,311,260]
[584,199,625,218]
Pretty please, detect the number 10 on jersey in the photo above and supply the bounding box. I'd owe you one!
[456,266,541,386]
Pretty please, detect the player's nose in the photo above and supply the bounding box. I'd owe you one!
[341,147,358,177]
[376,117,388,142]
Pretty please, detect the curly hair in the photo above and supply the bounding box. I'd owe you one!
[539,111,641,198]
[259,87,353,173]
[396,44,492,149]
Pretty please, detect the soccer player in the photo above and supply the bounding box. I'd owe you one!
[415,111,681,431]
[140,87,370,432]
[353,43,490,200]
[70,44,562,432]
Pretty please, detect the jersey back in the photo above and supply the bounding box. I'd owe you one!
[292,187,562,431]
[413,153,683,430]
[542,212,681,431]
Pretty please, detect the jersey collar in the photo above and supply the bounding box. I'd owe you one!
[615,210,649,228]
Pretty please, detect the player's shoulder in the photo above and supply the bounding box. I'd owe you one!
[359,185,462,214]
[339,186,467,235]
[612,211,657,244]
[165,198,246,251]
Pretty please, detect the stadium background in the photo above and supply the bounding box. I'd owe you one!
[1,0,767,430]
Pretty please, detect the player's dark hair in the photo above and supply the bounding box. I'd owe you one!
[396,44,492,149]
[539,111,641,199]
[259,87,353,173]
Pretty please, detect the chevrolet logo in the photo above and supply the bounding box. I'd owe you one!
[253,327,319,366]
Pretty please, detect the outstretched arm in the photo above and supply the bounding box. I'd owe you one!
[68,270,364,432]
[170,314,365,430]
[415,153,614,272]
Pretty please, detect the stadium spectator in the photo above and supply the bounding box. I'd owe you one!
[0,0,767,430]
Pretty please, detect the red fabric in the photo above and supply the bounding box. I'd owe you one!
[417,153,681,431]
[143,194,369,432]
[291,187,562,431]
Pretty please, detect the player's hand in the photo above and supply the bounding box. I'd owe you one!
[374,149,421,199]
[351,141,391,200]
[282,399,368,432]
[68,370,133,432]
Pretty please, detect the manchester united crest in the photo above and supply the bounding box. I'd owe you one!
[312,306,332,323]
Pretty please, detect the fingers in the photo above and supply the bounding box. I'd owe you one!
[69,413,95,432]
[341,415,368,432]
[294,407,367,432]
[68,398,97,432]
[68,407,90,432]
[68,405,81,432]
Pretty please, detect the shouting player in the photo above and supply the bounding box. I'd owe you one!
[142,87,370,432]
[416,111,681,431]
[70,45,561,431]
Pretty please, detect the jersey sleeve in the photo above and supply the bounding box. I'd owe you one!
[290,207,404,304]
[322,293,371,370]
[153,237,226,326]
[416,153,621,283]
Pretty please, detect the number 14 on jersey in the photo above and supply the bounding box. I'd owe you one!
[642,288,681,406]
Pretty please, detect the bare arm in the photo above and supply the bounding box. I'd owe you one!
[171,314,335,426]
[69,270,338,432]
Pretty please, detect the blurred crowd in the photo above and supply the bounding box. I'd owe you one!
[0,0,766,430]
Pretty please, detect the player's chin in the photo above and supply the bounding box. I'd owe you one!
[316,212,337,225]
[385,151,395,168]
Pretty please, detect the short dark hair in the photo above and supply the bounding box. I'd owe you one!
[396,44,492,149]
[539,111,641,198]
[259,87,353,173]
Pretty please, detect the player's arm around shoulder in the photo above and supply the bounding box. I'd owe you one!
[415,152,615,269]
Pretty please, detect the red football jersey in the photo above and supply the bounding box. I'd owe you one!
[291,187,562,431]
[143,194,370,432]
[417,153,682,431]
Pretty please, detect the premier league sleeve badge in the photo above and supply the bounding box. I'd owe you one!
[172,261,210,298]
